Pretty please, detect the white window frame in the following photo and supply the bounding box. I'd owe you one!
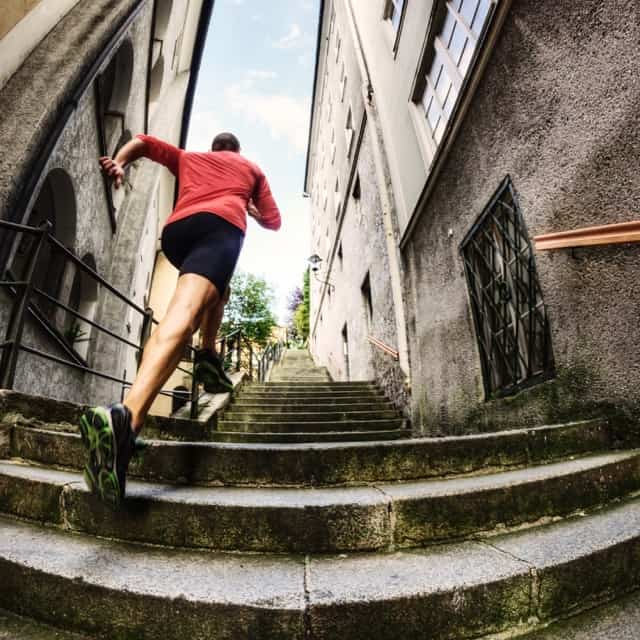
[410,0,497,168]
[383,0,407,55]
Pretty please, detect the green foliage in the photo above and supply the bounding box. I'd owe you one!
[221,271,277,346]
[293,269,310,341]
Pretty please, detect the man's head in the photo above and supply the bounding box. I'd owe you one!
[211,132,241,153]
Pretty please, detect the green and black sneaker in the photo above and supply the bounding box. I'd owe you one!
[79,403,137,509]
[194,348,234,393]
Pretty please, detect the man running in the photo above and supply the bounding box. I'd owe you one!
[79,131,281,508]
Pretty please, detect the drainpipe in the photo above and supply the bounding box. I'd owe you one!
[344,0,411,381]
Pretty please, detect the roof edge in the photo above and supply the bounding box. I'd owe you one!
[303,0,326,193]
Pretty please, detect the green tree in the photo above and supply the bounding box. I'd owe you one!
[221,271,277,346]
[294,268,310,341]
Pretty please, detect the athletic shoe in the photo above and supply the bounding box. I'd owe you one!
[79,403,136,509]
[194,348,234,393]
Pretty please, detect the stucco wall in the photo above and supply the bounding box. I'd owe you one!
[403,0,640,434]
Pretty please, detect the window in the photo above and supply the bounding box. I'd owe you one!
[414,0,494,153]
[334,178,341,219]
[345,107,354,157]
[330,128,336,165]
[338,242,343,269]
[98,40,134,155]
[352,173,361,200]
[385,0,405,32]
[460,177,554,398]
[335,33,341,62]
[361,272,373,331]
[340,62,347,102]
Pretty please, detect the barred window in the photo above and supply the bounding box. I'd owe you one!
[460,177,554,397]
[415,0,494,151]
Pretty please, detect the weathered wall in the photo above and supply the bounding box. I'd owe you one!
[403,0,640,434]
[0,1,43,39]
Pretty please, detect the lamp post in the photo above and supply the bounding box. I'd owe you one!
[307,254,335,293]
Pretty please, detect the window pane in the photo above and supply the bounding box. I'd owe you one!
[448,21,467,65]
[433,116,446,143]
[442,83,457,118]
[422,85,434,116]
[427,100,441,130]
[460,0,479,27]
[459,37,475,74]
[441,8,457,45]
[428,54,444,87]
[435,66,452,104]
[472,0,491,35]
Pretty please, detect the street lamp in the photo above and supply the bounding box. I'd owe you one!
[307,254,335,293]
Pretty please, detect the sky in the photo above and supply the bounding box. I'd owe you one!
[186,0,320,323]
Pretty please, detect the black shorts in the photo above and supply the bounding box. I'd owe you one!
[161,212,244,294]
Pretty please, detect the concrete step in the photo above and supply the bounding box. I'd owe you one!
[236,391,388,401]
[248,382,376,390]
[270,377,332,382]
[3,498,640,639]
[228,401,395,412]
[216,418,405,433]
[221,409,400,422]
[522,589,640,639]
[1,452,640,553]
[0,609,91,639]
[6,419,613,486]
[204,429,410,443]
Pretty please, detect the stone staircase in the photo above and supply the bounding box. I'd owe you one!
[0,349,639,638]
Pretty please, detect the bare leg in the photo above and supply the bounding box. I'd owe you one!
[200,285,230,350]
[125,274,219,432]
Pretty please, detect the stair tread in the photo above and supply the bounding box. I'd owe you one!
[1,496,640,613]
[0,609,91,640]
[2,450,637,507]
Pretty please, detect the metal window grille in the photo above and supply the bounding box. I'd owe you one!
[460,177,554,397]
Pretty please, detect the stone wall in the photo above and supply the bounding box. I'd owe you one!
[403,0,640,435]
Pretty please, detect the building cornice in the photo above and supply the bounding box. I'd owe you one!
[179,0,215,150]
[303,0,326,193]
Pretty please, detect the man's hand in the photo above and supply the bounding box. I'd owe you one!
[247,200,263,223]
[99,156,125,189]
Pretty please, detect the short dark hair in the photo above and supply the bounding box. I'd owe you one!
[211,132,240,152]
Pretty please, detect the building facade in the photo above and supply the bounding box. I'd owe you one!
[306,0,640,435]
[0,0,212,407]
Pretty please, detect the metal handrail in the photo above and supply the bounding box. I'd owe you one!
[534,220,640,252]
[0,220,202,413]
[368,335,399,360]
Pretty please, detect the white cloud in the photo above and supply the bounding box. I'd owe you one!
[224,74,311,154]
[186,110,223,151]
[300,0,314,9]
[231,0,244,5]
[272,23,303,49]
[246,69,278,81]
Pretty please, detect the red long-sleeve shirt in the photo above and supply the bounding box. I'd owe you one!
[136,134,281,232]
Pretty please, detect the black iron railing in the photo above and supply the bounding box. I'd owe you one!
[0,219,287,419]
[0,220,248,419]
[256,339,285,382]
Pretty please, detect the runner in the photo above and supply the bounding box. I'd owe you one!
[79,132,281,508]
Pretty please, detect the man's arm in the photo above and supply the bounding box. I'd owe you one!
[99,134,182,188]
[250,173,281,231]
[99,137,147,189]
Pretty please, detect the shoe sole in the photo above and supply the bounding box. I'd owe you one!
[79,407,122,510]
[194,361,234,393]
